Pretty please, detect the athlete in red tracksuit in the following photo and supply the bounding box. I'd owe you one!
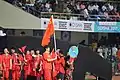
[30,50,37,77]
[35,50,43,80]
[55,51,65,80]
[12,52,22,80]
[43,46,57,80]
[2,48,12,80]
[0,54,3,80]
[24,50,32,80]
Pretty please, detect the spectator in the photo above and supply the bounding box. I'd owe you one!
[92,3,99,15]
[104,11,109,19]
[80,3,85,10]
[76,2,80,10]
[83,8,89,19]
[45,2,52,12]
[88,3,93,14]
[102,4,107,12]
[40,3,47,12]
[74,1,80,14]
[91,39,98,52]
[97,46,104,58]
[103,45,108,59]
[112,45,118,57]
[108,3,114,11]
[93,3,99,11]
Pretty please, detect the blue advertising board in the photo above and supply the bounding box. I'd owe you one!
[94,22,120,32]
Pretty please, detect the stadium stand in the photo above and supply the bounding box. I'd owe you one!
[4,0,120,21]
[2,0,120,21]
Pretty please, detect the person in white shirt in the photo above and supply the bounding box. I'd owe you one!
[112,45,118,57]
[102,4,107,12]
[103,46,108,59]
[84,8,89,19]
[108,3,114,11]
[93,3,99,11]
[76,2,80,10]
[97,46,104,58]
[88,4,93,14]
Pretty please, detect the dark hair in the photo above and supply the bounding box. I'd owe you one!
[44,45,50,49]
[11,47,16,50]
[59,50,63,54]
[30,48,34,51]
[65,55,70,61]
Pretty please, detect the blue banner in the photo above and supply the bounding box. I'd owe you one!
[94,22,120,32]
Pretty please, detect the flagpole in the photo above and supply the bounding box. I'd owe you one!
[53,32,57,51]
[52,15,57,51]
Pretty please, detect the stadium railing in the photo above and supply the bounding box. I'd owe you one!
[40,12,120,21]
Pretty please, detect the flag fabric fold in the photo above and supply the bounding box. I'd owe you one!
[19,46,27,53]
[41,16,55,47]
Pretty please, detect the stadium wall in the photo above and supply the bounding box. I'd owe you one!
[0,0,40,29]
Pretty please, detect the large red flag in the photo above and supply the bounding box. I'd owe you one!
[41,16,55,47]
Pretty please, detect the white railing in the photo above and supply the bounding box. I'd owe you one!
[40,12,120,21]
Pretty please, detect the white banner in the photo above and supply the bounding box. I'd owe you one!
[41,18,94,32]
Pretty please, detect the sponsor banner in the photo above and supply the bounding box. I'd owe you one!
[41,18,94,32]
[58,20,68,29]
[41,18,59,29]
[68,21,94,32]
[94,22,120,32]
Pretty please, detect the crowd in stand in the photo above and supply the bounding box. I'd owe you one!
[5,0,120,21]
[64,1,120,20]
[91,36,120,75]
[0,45,76,80]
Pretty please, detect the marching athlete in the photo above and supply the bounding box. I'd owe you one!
[35,50,43,80]
[2,48,12,80]
[11,48,22,80]
[55,50,65,80]
[24,50,32,80]
[43,46,57,80]
[0,54,3,80]
[30,50,37,79]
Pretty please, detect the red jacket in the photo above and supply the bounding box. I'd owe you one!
[55,57,65,74]
[0,55,2,64]
[12,54,21,70]
[0,55,2,70]
[43,52,53,70]
[24,54,32,65]
[2,54,12,69]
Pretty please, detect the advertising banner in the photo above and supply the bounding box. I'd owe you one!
[41,18,94,32]
[94,22,120,32]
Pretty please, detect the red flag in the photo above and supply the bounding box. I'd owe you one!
[41,16,55,47]
[19,46,27,53]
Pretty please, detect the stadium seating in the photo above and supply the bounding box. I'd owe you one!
[3,0,120,21]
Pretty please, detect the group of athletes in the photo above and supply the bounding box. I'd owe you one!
[0,45,75,80]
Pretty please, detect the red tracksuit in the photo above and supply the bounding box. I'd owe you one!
[0,55,3,80]
[43,52,53,80]
[2,54,12,79]
[55,57,65,74]
[30,56,37,76]
[36,55,43,77]
[0,55,2,70]
[12,54,21,80]
[24,54,32,79]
